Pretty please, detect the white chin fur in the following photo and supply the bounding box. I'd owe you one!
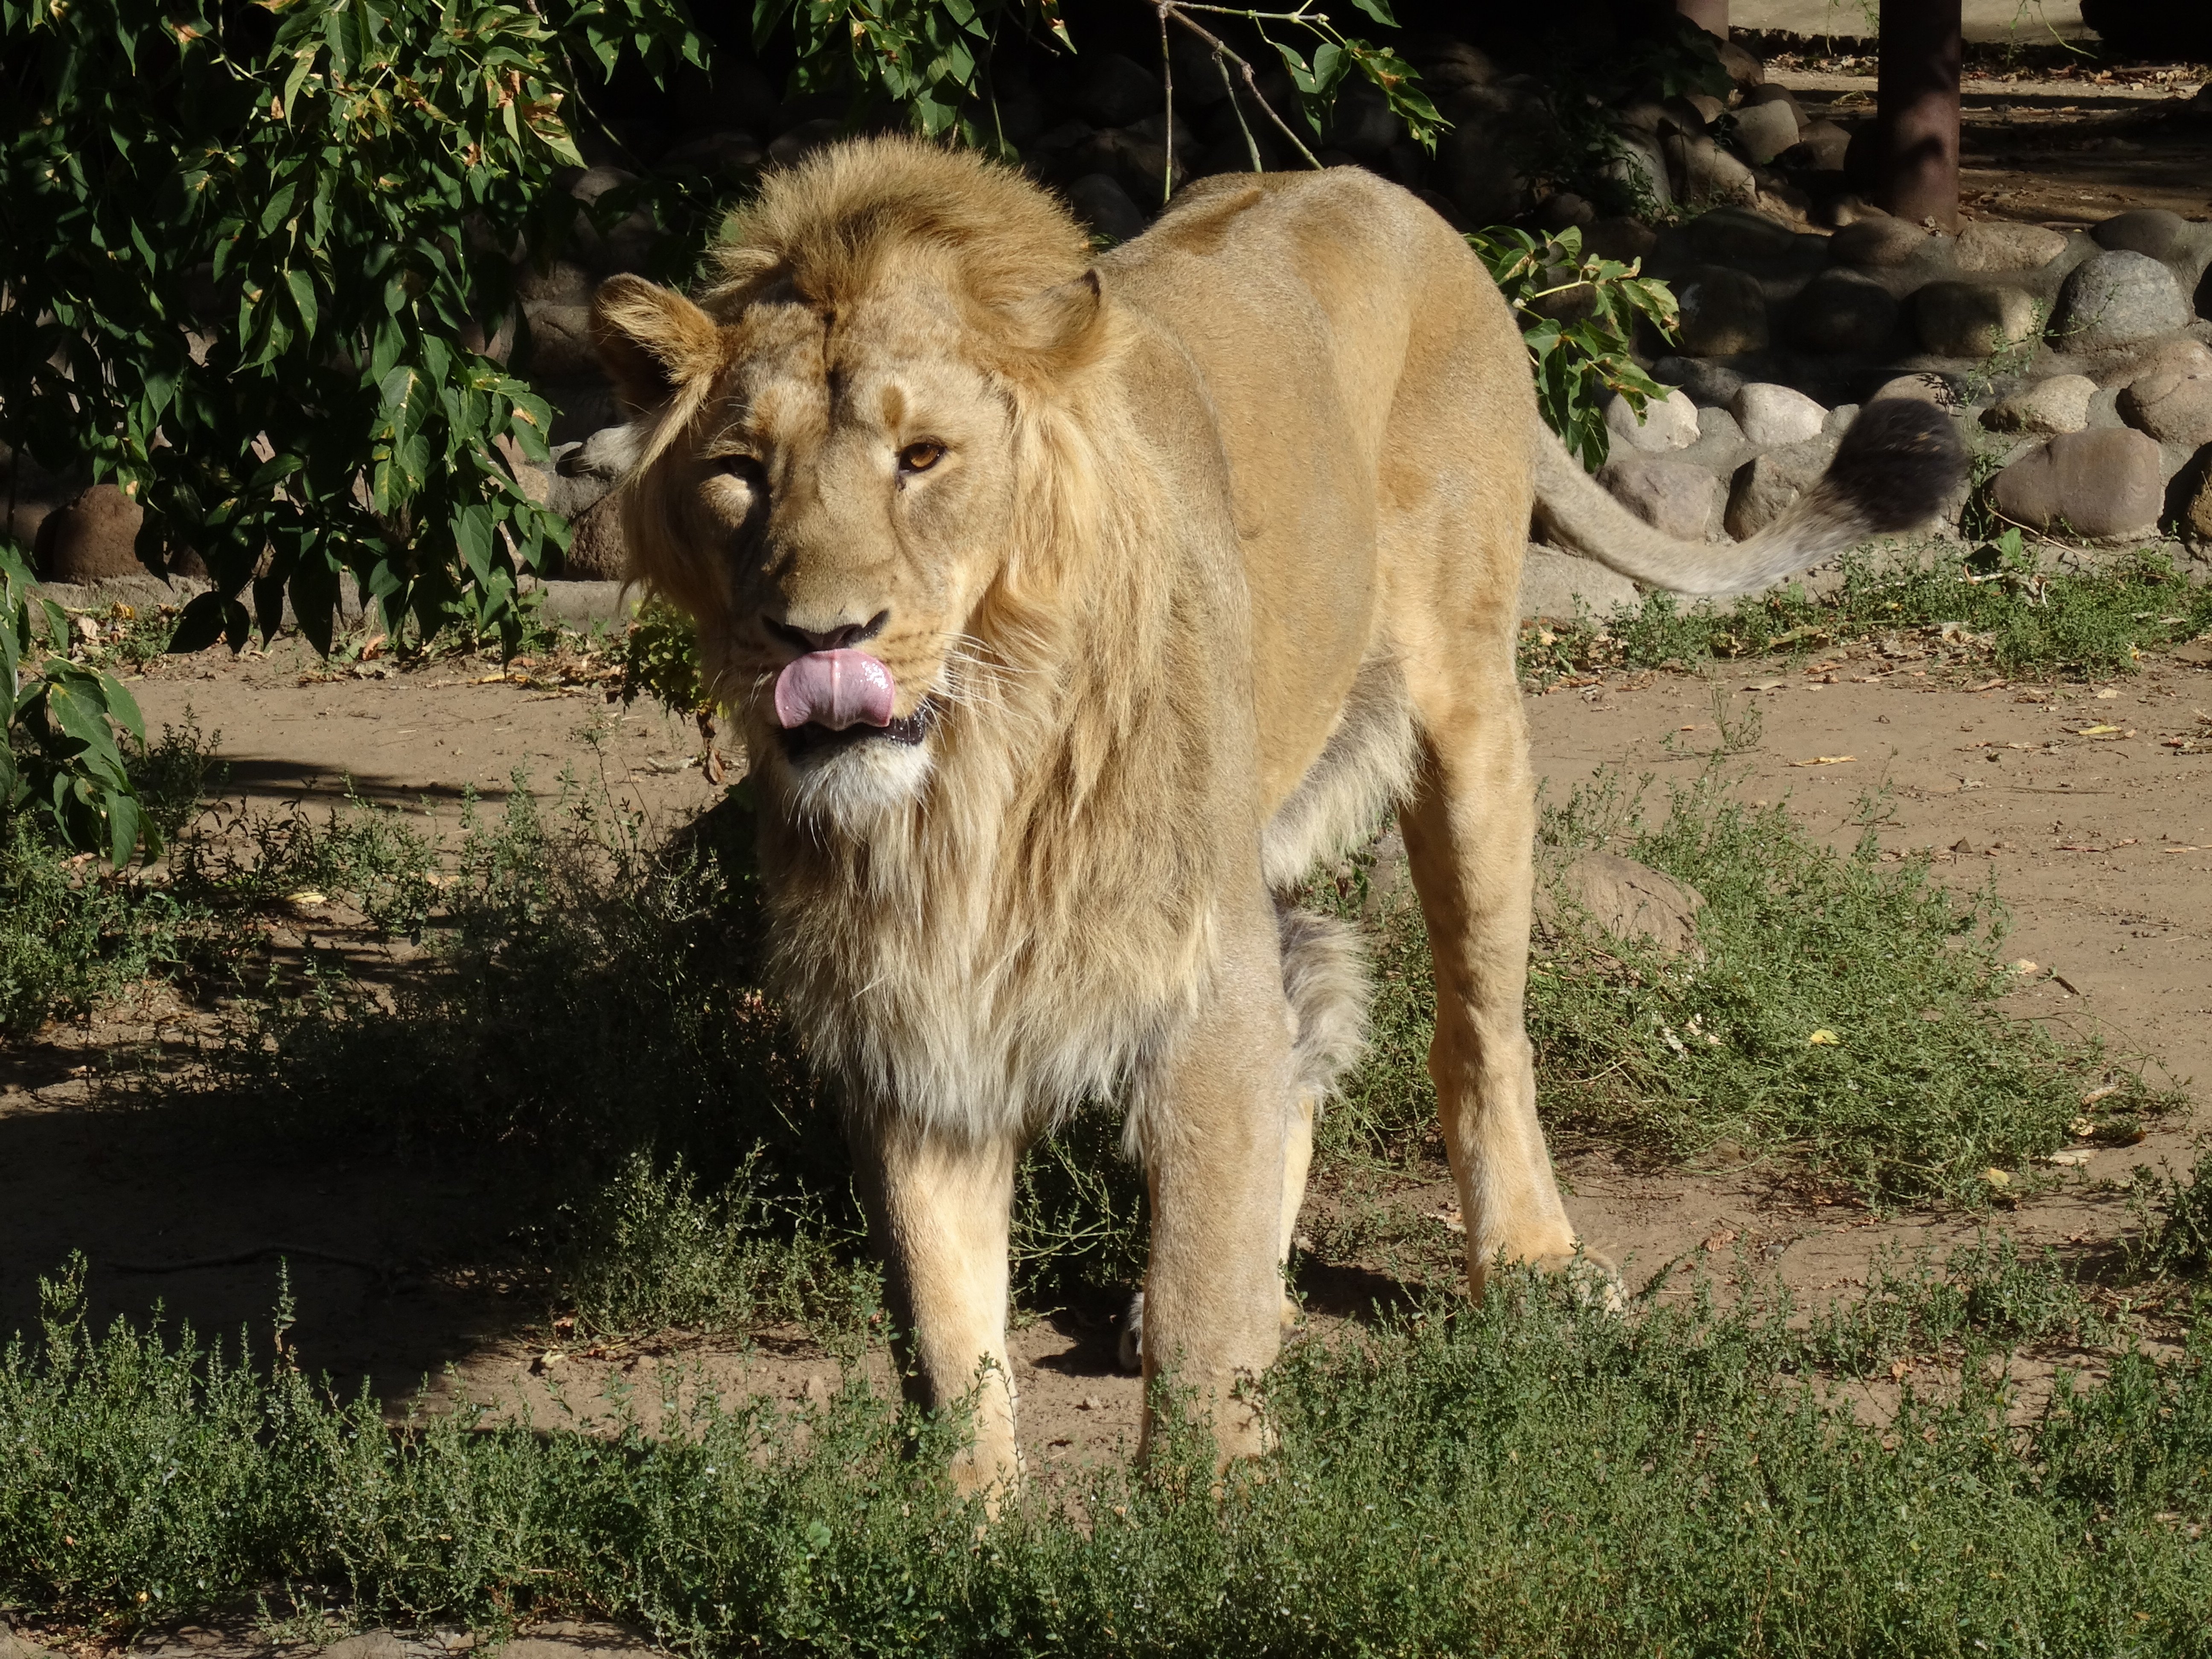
[776,733,934,826]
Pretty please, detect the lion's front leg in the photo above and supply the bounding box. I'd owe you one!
[850,1126,1021,1500]
[1135,900,1298,1467]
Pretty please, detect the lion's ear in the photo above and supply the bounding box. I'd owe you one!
[591,275,723,415]
[1004,269,1113,380]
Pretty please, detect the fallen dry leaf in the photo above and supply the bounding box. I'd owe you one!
[1984,1167,2012,1187]
[1807,1029,1840,1046]
[1790,755,1857,767]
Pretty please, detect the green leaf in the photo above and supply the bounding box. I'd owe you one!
[285,267,318,335]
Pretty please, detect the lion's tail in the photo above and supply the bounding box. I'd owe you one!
[1277,906,1370,1108]
[1531,398,1968,597]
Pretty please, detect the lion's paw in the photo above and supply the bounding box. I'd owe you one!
[1117,1289,1144,1374]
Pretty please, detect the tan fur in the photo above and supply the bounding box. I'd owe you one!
[594,138,1948,1495]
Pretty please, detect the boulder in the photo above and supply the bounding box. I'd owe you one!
[1956,220,2069,274]
[1536,851,1706,959]
[1518,543,1639,621]
[1991,427,2165,539]
[1604,388,1700,454]
[1679,405,1754,474]
[2185,464,2212,543]
[1725,431,1841,540]
[1830,216,1943,268]
[1685,206,1797,266]
[1599,133,1672,216]
[1786,119,1853,172]
[1072,53,1160,128]
[2052,250,2190,354]
[2101,335,2212,391]
[2092,209,2192,265]
[1066,173,1147,244]
[1787,268,1900,353]
[514,260,597,306]
[1731,100,1802,168]
[1668,134,1757,207]
[1435,79,1555,223]
[2118,370,2212,448]
[522,305,600,380]
[1584,217,1660,265]
[1676,266,1769,356]
[1716,39,1763,91]
[1873,372,1965,411]
[562,493,629,580]
[1730,382,1827,448]
[1656,355,1746,406]
[33,484,145,582]
[1596,452,1723,541]
[1982,374,2097,435]
[1913,281,2040,358]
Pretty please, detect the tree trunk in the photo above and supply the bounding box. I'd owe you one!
[1675,0,1728,37]
[1875,0,1962,231]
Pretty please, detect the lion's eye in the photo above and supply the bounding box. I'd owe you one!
[897,441,944,474]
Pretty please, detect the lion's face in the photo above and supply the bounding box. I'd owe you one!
[603,282,1030,822]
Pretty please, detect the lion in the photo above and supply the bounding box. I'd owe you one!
[590,136,1963,1496]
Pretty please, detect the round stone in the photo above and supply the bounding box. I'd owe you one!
[2091,209,2191,264]
[1596,452,1723,541]
[1913,282,2041,358]
[1788,268,1901,353]
[2051,250,2190,354]
[1830,217,1943,268]
[1604,387,1701,454]
[1872,372,1966,411]
[1989,427,2165,539]
[2118,370,2212,448]
[1955,221,2069,274]
[1982,374,2098,435]
[1676,266,1770,356]
[1729,382,1828,448]
[1732,100,1802,166]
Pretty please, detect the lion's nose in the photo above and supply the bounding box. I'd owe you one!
[763,608,890,655]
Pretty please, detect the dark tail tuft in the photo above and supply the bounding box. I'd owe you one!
[1824,399,1969,535]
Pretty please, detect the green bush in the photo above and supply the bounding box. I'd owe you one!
[0,0,696,652]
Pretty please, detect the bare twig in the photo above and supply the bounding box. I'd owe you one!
[1156,2,1322,169]
[1157,2,1175,207]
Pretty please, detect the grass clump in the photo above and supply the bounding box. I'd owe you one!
[4,1257,2209,1651]
[1522,536,2212,685]
[1329,767,2171,1207]
[2130,1144,2212,1279]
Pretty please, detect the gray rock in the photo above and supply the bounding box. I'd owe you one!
[563,493,629,580]
[1668,133,1757,208]
[522,304,600,380]
[1657,356,1747,406]
[1913,281,2040,358]
[1604,387,1700,453]
[32,484,146,582]
[565,424,640,481]
[2092,209,2191,264]
[2100,335,2212,391]
[515,259,597,306]
[1536,852,1706,959]
[1956,221,2070,274]
[1725,431,1841,540]
[1066,173,1147,244]
[2119,370,2212,448]
[532,580,646,626]
[1991,427,2165,539]
[1830,217,1944,268]
[1732,99,1802,166]
[1073,53,1160,128]
[1788,268,1900,353]
[1822,402,1862,438]
[1518,543,1639,621]
[1787,119,1853,172]
[1982,374,2097,435]
[2052,250,2190,354]
[1676,266,1769,356]
[1685,206,1799,266]
[1596,451,1723,541]
[1730,382,1827,448]
[1435,80,1555,222]
[1717,39,1763,90]
[1599,133,1672,215]
[1678,405,1753,476]
[1873,372,1966,411]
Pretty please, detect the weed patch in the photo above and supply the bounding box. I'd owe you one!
[1325,768,2173,1207]
[4,1259,2209,1652]
[1521,537,2212,686]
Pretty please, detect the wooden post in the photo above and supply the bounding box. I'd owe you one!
[1875,0,1963,231]
[1676,0,1728,37]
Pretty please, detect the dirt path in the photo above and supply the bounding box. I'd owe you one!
[1,640,2206,1476]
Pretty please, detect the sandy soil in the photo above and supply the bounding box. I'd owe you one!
[3,630,2205,1481]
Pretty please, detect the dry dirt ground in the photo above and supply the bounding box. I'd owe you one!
[3,623,2207,1487]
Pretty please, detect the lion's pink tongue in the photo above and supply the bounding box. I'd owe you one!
[773,650,896,731]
